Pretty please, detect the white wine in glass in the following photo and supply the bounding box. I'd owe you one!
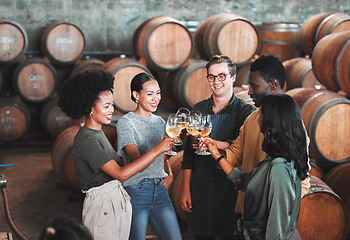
[165,114,181,155]
[196,114,212,155]
[174,107,190,146]
[198,127,212,138]
[166,125,182,138]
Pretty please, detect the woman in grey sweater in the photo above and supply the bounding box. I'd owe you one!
[58,69,174,240]
[117,73,182,240]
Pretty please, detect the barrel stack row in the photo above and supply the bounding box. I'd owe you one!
[1,13,350,239]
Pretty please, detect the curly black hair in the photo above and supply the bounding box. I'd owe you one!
[58,69,114,119]
[250,54,286,89]
[38,214,93,240]
[260,94,309,180]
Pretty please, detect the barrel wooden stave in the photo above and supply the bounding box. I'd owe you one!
[12,57,57,103]
[309,161,325,179]
[300,12,335,56]
[41,21,85,66]
[70,58,105,76]
[195,13,258,65]
[257,22,303,62]
[296,176,350,240]
[324,163,350,217]
[233,87,255,106]
[312,31,350,92]
[286,58,325,90]
[315,13,350,43]
[0,19,28,64]
[286,88,350,163]
[166,59,211,108]
[51,125,81,192]
[134,16,193,71]
[0,97,30,141]
[41,97,83,138]
[103,57,151,113]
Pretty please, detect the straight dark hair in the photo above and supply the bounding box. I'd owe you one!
[130,72,156,102]
[260,94,309,180]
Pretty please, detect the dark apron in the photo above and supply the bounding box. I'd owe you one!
[188,97,239,237]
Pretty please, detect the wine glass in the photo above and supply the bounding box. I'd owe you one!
[196,114,212,155]
[174,107,190,145]
[165,114,182,155]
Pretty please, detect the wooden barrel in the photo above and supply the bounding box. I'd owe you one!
[324,163,350,218]
[0,19,28,64]
[296,176,349,240]
[312,31,350,94]
[165,59,211,108]
[233,86,255,106]
[283,57,325,90]
[285,88,350,163]
[133,16,193,71]
[172,171,188,223]
[315,12,350,43]
[41,97,83,138]
[102,57,151,113]
[300,12,336,56]
[0,97,30,141]
[41,21,85,66]
[168,151,184,198]
[257,22,304,62]
[235,63,250,87]
[12,57,57,103]
[309,161,325,179]
[51,125,81,192]
[70,57,105,75]
[195,13,258,66]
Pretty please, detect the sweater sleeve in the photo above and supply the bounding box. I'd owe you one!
[116,117,137,156]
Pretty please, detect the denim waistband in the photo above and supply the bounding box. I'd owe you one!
[138,178,163,185]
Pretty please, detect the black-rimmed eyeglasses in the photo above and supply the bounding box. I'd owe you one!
[206,73,231,82]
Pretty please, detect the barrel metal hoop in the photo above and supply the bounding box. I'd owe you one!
[259,40,300,45]
[334,39,350,89]
[315,12,342,42]
[296,64,313,87]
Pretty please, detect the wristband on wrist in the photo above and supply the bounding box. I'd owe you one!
[216,155,225,164]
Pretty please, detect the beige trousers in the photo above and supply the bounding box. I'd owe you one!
[82,180,132,240]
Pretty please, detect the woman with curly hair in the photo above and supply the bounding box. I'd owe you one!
[204,94,309,240]
[116,72,182,240]
[58,69,175,240]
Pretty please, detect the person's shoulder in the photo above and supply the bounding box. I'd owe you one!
[236,97,256,112]
[151,113,166,123]
[269,158,290,174]
[74,127,101,145]
[117,112,133,125]
[193,97,211,111]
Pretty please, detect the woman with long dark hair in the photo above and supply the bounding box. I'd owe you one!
[205,94,309,240]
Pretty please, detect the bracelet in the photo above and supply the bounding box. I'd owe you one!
[216,155,225,164]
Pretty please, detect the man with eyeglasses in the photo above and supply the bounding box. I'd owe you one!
[181,55,255,240]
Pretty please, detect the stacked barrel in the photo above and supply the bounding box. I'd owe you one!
[1,12,350,239]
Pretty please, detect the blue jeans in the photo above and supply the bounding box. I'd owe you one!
[124,178,182,240]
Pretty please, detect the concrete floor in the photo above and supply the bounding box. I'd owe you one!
[0,141,193,240]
